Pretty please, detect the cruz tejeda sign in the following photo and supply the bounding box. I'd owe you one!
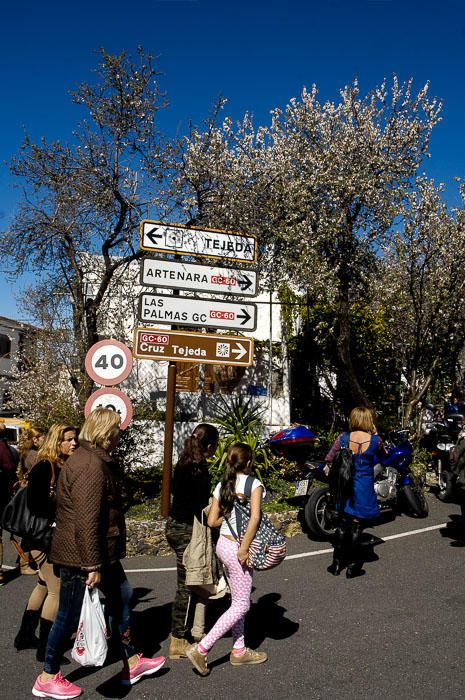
[140,220,257,264]
[134,328,254,366]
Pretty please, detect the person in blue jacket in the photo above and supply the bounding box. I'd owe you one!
[325,406,387,578]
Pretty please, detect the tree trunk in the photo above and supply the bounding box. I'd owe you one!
[402,362,437,429]
[336,299,371,411]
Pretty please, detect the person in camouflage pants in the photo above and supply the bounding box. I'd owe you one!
[165,424,218,659]
[165,518,195,637]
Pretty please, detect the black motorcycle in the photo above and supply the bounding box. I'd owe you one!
[270,426,428,540]
[426,410,464,502]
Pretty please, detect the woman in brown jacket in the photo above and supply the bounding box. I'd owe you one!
[14,423,77,656]
[32,408,165,700]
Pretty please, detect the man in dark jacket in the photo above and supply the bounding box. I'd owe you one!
[450,427,465,545]
[0,421,17,583]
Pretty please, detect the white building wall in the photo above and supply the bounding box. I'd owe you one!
[0,318,24,410]
[83,256,291,429]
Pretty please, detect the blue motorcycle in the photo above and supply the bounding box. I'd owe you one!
[270,426,429,540]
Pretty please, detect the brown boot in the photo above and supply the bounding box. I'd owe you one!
[168,635,190,659]
[186,643,210,676]
[20,562,38,576]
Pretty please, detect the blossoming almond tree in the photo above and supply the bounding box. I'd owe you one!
[180,78,443,410]
[379,178,465,427]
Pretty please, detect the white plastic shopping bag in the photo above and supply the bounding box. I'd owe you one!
[71,586,108,667]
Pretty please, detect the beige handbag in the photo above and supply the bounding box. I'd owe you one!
[183,511,229,599]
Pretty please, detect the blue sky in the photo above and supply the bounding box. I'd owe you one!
[1,0,465,321]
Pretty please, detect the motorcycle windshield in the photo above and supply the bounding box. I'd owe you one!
[382,443,412,468]
[270,425,317,445]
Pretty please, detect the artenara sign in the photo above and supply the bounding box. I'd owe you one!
[134,328,254,367]
[140,258,258,297]
[140,220,257,264]
[138,293,257,332]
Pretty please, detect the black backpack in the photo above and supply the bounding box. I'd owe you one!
[329,432,354,515]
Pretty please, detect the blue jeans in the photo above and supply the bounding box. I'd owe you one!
[44,562,135,674]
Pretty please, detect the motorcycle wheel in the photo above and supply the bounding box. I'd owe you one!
[304,487,335,540]
[437,470,455,502]
[402,484,429,517]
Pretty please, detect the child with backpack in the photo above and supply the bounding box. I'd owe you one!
[186,442,268,676]
[325,407,387,578]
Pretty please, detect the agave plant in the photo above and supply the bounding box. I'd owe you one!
[208,394,271,485]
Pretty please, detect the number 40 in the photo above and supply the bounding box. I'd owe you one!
[95,353,124,370]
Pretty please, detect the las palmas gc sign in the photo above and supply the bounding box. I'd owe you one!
[140,220,257,264]
[138,293,257,332]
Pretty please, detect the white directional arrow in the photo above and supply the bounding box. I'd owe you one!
[231,343,247,360]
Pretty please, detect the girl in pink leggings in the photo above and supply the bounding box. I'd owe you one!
[186,442,268,676]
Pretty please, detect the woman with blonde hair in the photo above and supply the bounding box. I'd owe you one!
[32,408,165,700]
[324,406,387,578]
[17,426,46,480]
[14,423,78,655]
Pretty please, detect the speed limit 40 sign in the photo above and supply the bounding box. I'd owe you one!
[85,339,133,386]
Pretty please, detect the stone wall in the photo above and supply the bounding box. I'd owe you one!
[126,509,301,558]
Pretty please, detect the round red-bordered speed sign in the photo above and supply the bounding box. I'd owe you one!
[84,388,133,430]
[85,339,133,386]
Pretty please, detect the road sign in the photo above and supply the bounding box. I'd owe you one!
[84,388,133,430]
[140,220,257,264]
[138,293,257,332]
[85,339,133,386]
[140,258,258,297]
[133,328,254,366]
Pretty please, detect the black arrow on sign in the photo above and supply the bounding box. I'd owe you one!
[237,274,253,292]
[237,308,252,325]
[145,226,163,246]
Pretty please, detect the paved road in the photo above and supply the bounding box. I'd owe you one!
[1,494,465,700]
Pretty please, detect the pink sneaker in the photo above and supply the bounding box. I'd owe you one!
[32,672,82,699]
[121,654,166,686]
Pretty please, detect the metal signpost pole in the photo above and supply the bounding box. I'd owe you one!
[161,361,177,517]
[160,269,180,518]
